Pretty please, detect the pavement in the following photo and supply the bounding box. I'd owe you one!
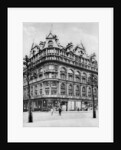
[23,110,99,127]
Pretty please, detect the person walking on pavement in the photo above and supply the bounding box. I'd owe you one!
[59,107,62,116]
[51,107,54,116]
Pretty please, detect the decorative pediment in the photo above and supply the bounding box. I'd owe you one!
[46,32,54,39]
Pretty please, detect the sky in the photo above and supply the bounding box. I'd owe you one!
[23,23,99,60]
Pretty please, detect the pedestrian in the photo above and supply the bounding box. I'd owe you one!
[51,107,54,116]
[59,107,62,116]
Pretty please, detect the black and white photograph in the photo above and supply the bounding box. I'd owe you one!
[7,7,113,142]
[23,23,98,127]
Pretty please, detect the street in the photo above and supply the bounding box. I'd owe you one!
[23,110,99,127]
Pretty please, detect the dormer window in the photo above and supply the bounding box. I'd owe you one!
[48,40,53,48]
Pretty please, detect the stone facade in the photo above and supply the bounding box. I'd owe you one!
[23,32,98,111]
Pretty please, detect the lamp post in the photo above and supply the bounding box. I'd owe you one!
[88,73,97,118]
[92,74,96,118]
[23,55,36,122]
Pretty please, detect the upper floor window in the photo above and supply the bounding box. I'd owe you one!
[34,85,38,95]
[39,83,42,95]
[82,72,87,83]
[51,73,57,78]
[93,88,97,97]
[51,87,57,95]
[48,65,55,70]
[68,84,73,96]
[82,86,86,97]
[44,73,49,78]
[88,87,92,97]
[39,68,43,78]
[44,81,49,87]
[75,71,81,82]
[68,69,74,81]
[45,88,49,95]
[60,67,67,80]
[61,83,66,95]
[51,81,57,86]
[75,85,80,96]
[48,40,53,48]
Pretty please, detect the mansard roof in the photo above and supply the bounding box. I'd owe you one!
[28,32,97,63]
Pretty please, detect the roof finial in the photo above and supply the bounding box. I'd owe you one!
[50,23,53,33]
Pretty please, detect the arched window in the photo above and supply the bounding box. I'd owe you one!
[82,86,86,97]
[60,67,67,80]
[88,87,92,97]
[48,40,53,48]
[75,85,80,96]
[68,84,73,96]
[39,68,43,78]
[75,71,81,82]
[94,75,98,85]
[93,88,97,97]
[48,65,55,70]
[82,72,87,83]
[61,83,66,95]
[34,85,38,96]
[68,69,74,81]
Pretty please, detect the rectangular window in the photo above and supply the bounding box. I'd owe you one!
[51,81,57,86]
[40,89,42,95]
[45,88,49,95]
[34,85,37,95]
[51,88,57,95]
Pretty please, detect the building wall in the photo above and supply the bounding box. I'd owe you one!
[23,38,98,111]
[23,61,98,111]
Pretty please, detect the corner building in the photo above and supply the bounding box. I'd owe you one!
[23,32,98,111]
